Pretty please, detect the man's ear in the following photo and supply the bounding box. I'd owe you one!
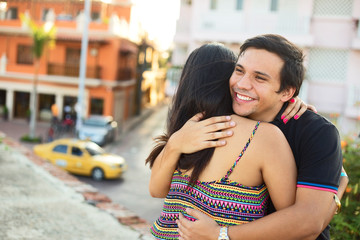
[280,87,296,103]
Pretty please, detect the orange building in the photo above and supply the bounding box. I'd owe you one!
[0,0,142,128]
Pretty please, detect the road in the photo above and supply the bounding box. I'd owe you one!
[0,104,169,224]
[76,104,169,224]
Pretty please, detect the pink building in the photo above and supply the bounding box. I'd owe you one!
[172,0,360,135]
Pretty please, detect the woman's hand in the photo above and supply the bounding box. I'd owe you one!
[169,113,236,155]
[281,96,317,124]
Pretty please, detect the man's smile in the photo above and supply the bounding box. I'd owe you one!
[234,92,256,102]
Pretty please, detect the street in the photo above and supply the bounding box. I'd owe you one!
[77,104,168,224]
[0,103,170,225]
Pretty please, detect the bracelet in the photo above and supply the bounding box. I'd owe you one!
[333,194,341,214]
[340,172,347,177]
[218,226,229,240]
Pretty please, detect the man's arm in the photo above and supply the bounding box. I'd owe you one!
[177,179,348,240]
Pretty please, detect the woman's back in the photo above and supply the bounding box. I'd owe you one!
[195,115,293,188]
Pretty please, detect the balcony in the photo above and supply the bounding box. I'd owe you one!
[47,63,102,79]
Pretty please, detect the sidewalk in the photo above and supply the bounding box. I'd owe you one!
[0,106,161,240]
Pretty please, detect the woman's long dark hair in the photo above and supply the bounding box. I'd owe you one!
[145,43,236,186]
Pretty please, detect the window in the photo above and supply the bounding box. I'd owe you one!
[210,0,217,10]
[53,145,68,154]
[270,0,278,12]
[236,0,243,10]
[7,7,17,19]
[17,45,33,65]
[42,8,49,21]
[71,147,83,157]
[307,48,348,83]
[90,98,104,115]
[66,48,81,65]
[91,12,100,21]
[313,0,353,16]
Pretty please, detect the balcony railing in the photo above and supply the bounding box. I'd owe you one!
[47,63,102,79]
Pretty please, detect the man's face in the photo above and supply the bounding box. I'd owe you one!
[229,47,288,122]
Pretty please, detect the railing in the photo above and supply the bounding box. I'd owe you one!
[47,63,102,79]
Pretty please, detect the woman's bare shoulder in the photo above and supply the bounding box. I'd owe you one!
[230,115,283,135]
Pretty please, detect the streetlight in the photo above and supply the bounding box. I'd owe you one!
[76,0,91,134]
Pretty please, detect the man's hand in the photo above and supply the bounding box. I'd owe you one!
[170,113,236,154]
[177,208,220,240]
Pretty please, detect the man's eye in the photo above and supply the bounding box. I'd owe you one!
[255,76,265,80]
[236,68,244,73]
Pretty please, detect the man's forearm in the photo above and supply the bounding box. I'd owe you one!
[228,204,320,240]
[321,174,349,229]
[227,188,334,240]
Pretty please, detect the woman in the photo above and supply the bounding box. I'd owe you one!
[146,43,297,240]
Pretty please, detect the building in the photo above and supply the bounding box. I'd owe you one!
[172,0,360,135]
[0,0,147,130]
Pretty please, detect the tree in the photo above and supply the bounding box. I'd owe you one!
[21,14,56,139]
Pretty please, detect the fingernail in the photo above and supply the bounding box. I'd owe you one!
[290,98,295,103]
[294,115,299,120]
[281,115,285,120]
[226,116,231,120]
[283,118,288,124]
[219,140,226,145]
[230,121,235,126]
[227,131,233,136]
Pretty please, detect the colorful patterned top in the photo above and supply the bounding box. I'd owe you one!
[151,121,269,240]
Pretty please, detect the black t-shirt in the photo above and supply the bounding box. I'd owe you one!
[271,104,342,240]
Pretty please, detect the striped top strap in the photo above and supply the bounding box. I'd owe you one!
[222,121,261,181]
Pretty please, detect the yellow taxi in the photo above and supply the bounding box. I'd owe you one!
[33,138,127,180]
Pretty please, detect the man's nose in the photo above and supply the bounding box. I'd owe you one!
[236,74,252,90]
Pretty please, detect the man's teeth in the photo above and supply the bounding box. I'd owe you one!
[237,94,253,101]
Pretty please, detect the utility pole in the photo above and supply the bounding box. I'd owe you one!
[76,0,91,134]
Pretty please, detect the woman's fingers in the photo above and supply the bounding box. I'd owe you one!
[307,104,317,113]
[281,97,310,123]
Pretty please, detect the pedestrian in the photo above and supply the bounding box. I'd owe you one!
[149,34,348,240]
[146,42,299,240]
[47,126,54,142]
[51,102,59,125]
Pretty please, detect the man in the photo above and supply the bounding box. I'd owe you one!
[157,34,348,239]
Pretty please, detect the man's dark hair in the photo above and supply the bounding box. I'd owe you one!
[239,34,305,97]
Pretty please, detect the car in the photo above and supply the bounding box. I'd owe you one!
[78,115,118,146]
[33,138,127,180]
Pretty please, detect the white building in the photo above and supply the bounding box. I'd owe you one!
[171,0,360,136]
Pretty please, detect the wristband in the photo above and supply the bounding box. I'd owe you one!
[334,194,341,214]
[341,172,347,177]
[218,226,229,240]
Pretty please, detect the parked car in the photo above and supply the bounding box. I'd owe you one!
[33,138,127,180]
[78,115,118,146]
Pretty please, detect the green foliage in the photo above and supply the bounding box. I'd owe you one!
[20,14,56,59]
[20,135,42,143]
[330,136,360,240]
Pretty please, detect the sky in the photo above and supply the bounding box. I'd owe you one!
[131,0,181,51]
